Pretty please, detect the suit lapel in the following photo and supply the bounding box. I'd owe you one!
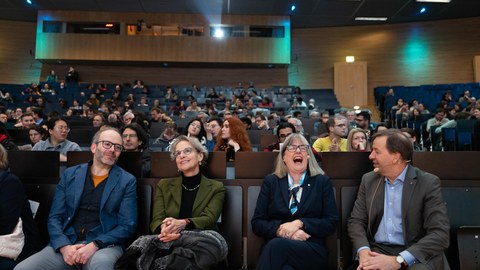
[169,177,182,211]
[370,175,385,233]
[101,165,120,210]
[192,175,212,214]
[401,166,417,219]
[277,176,289,209]
[297,176,312,211]
[73,164,88,211]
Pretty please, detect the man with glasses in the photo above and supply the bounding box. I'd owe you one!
[16,127,137,270]
[312,115,348,152]
[263,122,295,152]
[32,117,81,161]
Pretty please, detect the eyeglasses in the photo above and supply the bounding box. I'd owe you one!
[122,134,137,139]
[279,133,292,139]
[173,147,194,158]
[96,140,123,152]
[286,144,309,152]
[190,124,201,129]
[55,126,70,132]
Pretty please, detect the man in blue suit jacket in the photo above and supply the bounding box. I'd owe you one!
[16,127,137,270]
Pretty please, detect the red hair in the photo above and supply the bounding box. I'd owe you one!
[214,117,252,151]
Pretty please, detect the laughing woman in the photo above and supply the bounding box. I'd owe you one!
[251,133,338,269]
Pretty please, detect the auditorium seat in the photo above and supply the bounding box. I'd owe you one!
[234,151,277,179]
[442,187,480,268]
[218,184,243,269]
[412,152,480,180]
[136,184,153,236]
[340,186,359,269]
[246,185,338,270]
[259,133,277,150]
[9,151,60,180]
[457,226,480,270]
[321,152,373,179]
[24,183,58,245]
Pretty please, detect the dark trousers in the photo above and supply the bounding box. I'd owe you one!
[0,257,17,270]
[256,238,328,270]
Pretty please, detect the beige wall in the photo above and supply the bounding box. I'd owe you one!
[0,20,40,84]
[2,16,480,97]
[290,17,480,104]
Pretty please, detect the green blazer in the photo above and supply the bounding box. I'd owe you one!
[150,174,225,234]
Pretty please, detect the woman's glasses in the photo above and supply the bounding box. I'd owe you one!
[286,144,309,152]
[173,147,194,158]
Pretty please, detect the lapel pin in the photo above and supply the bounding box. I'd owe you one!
[307,184,311,187]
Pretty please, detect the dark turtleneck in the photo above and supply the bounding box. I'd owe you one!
[178,172,201,221]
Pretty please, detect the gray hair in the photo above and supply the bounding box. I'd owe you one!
[169,135,209,166]
[91,126,122,144]
[273,133,324,178]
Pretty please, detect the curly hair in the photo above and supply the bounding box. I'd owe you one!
[214,117,252,151]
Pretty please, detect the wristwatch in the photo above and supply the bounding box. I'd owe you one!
[396,255,407,268]
[93,240,104,249]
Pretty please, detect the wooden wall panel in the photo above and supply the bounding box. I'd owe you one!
[290,17,480,105]
[36,11,290,65]
[40,63,288,88]
[0,20,40,84]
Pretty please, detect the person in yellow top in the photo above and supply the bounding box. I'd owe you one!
[312,115,348,152]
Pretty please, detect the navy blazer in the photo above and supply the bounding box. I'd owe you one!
[48,163,138,250]
[251,173,338,246]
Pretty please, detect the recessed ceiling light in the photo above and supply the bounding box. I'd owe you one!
[355,17,388,21]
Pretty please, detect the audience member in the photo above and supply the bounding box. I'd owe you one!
[15,127,137,270]
[14,113,35,129]
[205,118,222,152]
[346,128,370,152]
[18,125,47,151]
[121,123,150,177]
[0,144,42,270]
[214,117,252,162]
[31,117,81,161]
[122,112,135,126]
[153,121,179,151]
[254,114,270,131]
[347,129,449,270]
[263,122,295,152]
[183,118,207,147]
[287,117,304,135]
[252,133,338,269]
[355,111,374,139]
[312,116,348,152]
[92,113,105,128]
[45,70,58,85]
[400,127,423,151]
[65,66,79,84]
[119,136,226,269]
[426,108,449,133]
[458,90,476,104]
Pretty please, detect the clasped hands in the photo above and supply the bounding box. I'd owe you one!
[158,217,189,242]
[59,242,98,266]
[357,249,402,270]
[276,219,310,241]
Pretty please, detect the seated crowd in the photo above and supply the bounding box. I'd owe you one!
[0,76,476,270]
